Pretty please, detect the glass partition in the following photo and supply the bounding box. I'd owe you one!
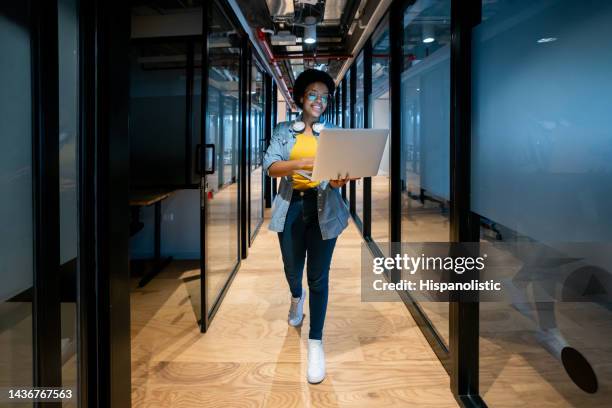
[58,0,79,395]
[130,41,188,188]
[335,85,342,126]
[0,2,34,395]
[400,0,451,346]
[205,1,241,315]
[249,64,265,241]
[354,53,365,225]
[370,20,391,246]
[344,69,352,128]
[473,1,612,405]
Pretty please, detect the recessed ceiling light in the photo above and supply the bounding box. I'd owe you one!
[423,37,435,43]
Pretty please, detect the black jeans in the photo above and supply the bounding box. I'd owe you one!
[278,189,337,340]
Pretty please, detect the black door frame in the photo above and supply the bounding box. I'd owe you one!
[264,74,273,208]
[78,0,132,406]
[247,54,267,246]
[201,0,245,332]
[348,65,358,220]
[449,0,484,406]
[31,1,62,405]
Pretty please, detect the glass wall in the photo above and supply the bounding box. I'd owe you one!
[400,0,451,345]
[335,85,342,126]
[354,53,365,224]
[473,1,612,405]
[130,40,188,187]
[0,1,34,394]
[249,63,265,241]
[205,1,241,313]
[344,69,352,128]
[370,20,391,245]
[58,0,79,396]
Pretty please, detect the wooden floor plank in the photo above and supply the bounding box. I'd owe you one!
[130,212,457,407]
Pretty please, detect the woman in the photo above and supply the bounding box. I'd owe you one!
[263,69,353,384]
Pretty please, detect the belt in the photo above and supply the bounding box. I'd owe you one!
[292,188,318,200]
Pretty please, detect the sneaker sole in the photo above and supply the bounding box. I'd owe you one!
[307,374,325,384]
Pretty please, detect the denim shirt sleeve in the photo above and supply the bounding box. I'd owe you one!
[263,122,290,177]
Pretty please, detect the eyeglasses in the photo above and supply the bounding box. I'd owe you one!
[305,91,329,104]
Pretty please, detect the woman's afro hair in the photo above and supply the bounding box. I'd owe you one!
[292,69,336,109]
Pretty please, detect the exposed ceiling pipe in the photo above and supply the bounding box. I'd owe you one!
[256,28,296,109]
[225,0,295,108]
[273,53,352,60]
[335,0,391,85]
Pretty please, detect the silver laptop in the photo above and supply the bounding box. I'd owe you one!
[296,128,388,181]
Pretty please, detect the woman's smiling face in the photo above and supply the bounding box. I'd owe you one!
[301,81,329,119]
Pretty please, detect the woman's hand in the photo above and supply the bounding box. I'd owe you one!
[296,157,314,170]
[329,175,361,189]
[329,175,350,189]
[268,157,315,177]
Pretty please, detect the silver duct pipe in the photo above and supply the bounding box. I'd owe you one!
[334,0,391,85]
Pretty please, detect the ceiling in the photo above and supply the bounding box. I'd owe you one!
[237,0,365,95]
[130,0,386,105]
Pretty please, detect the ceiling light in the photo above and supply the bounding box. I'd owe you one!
[422,24,435,44]
[537,37,557,43]
[304,16,317,44]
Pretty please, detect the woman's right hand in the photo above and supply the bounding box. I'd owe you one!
[268,158,315,177]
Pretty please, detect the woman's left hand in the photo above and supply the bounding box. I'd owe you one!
[329,176,351,189]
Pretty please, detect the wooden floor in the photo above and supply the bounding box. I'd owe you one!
[131,211,457,407]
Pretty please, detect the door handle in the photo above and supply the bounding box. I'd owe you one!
[205,143,215,175]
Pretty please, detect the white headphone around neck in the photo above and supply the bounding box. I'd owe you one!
[291,121,325,135]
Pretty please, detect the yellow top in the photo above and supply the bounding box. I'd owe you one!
[289,133,320,190]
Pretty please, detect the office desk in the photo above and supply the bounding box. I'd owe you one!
[129,189,175,287]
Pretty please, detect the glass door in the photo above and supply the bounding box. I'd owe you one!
[200,0,241,329]
[249,62,265,243]
[58,0,79,398]
[0,2,35,396]
[399,0,452,347]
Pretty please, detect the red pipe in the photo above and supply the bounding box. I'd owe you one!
[273,54,353,61]
[256,28,294,108]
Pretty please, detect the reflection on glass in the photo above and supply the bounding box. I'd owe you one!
[130,41,188,187]
[354,53,365,224]
[205,2,241,314]
[0,2,34,396]
[58,0,78,398]
[473,0,612,405]
[335,86,342,126]
[250,65,265,239]
[400,0,451,346]
[371,20,391,245]
[344,69,352,128]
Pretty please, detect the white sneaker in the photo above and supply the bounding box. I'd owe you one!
[307,339,326,384]
[288,288,306,327]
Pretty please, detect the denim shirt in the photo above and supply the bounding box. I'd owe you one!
[263,116,350,240]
